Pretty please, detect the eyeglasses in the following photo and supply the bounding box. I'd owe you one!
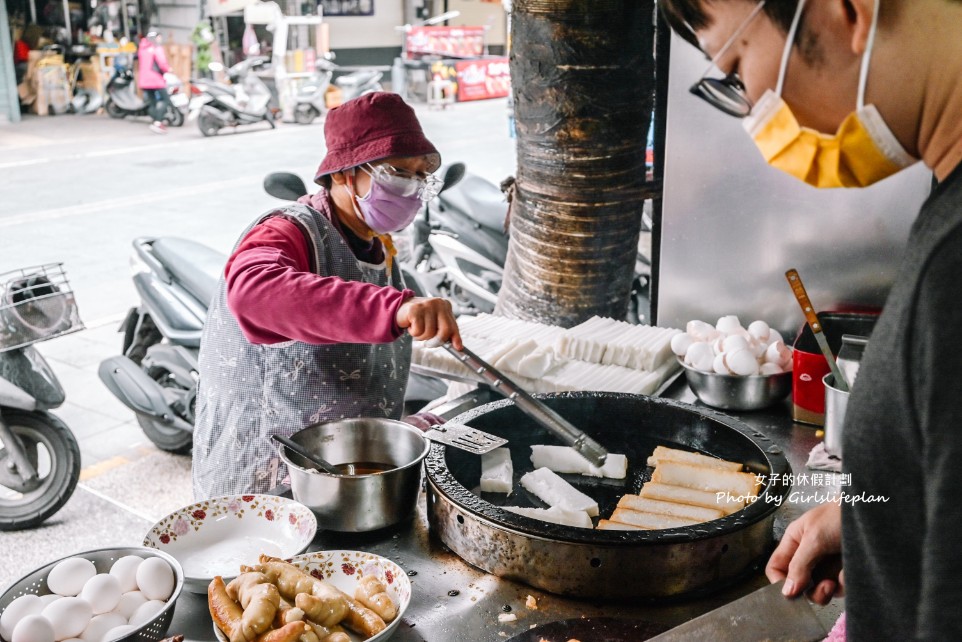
[689,0,767,118]
[363,163,442,202]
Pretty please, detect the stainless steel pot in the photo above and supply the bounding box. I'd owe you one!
[279,418,430,532]
[426,392,792,599]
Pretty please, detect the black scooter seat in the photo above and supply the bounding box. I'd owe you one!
[151,238,226,306]
[440,175,507,232]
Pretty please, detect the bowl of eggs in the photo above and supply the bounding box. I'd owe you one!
[0,547,183,642]
[672,315,793,411]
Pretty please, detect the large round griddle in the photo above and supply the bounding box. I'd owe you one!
[425,392,791,599]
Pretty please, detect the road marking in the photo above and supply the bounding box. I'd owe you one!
[0,158,51,170]
[77,482,159,523]
[79,455,130,481]
[0,175,258,228]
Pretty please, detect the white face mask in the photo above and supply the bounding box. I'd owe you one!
[742,0,916,188]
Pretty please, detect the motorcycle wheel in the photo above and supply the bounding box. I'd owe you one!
[0,410,80,531]
[105,98,126,119]
[165,103,185,128]
[293,104,318,125]
[198,111,221,137]
[136,367,194,454]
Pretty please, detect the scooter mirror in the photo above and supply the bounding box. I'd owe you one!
[440,163,465,194]
[264,172,308,201]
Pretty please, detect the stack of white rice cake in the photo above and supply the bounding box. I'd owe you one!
[412,313,683,396]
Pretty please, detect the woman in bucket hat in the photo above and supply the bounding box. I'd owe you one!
[192,92,461,499]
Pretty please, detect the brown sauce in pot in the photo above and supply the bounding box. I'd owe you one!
[334,461,394,476]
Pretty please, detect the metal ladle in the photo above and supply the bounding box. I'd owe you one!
[271,434,346,475]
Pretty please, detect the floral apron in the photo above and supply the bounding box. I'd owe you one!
[191,203,411,499]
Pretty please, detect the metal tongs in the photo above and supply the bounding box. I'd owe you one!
[443,342,609,467]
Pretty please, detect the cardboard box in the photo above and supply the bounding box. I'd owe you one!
[792,312,878,426]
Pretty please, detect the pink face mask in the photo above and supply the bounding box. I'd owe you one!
[345,166,423,235]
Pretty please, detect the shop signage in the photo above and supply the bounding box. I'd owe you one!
[406,26,486,59]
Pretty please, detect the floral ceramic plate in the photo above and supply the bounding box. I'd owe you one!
[143,494,317,593]
[212,550,412,642]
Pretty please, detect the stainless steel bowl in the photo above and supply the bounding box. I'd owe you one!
[0,546,184,642]
[679,357,792,411]
[277,418,430,532]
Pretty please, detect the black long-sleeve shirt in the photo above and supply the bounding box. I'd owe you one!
[843,161,962,640]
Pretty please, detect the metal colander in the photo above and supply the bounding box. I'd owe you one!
[0,547,184,642]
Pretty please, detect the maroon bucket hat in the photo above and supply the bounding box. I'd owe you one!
[314,92,441,184]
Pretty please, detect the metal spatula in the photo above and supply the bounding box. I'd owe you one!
[423,423,507,455]
[442,342,610,467]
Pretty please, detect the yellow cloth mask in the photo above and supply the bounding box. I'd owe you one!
[742,0,916,188]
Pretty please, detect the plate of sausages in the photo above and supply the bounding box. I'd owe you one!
[208,551,411,642]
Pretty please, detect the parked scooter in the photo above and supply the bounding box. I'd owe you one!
[292,55,384,125]
[0,265,83,530]
[104,63,187,127]
[98,238,223,453]
[190,57,276,136]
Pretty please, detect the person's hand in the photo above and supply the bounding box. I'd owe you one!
[766,502,844,605]
[402,411,445,432]
[396,296,462,349]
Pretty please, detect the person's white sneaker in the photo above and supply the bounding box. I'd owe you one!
[149,121,168,134]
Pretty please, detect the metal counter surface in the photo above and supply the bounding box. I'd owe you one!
[170,382,844,641]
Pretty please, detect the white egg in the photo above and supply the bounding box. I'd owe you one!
[727,349,760,376]
[685,342,714,371]
[113,592,148,622]
[686,320,714,341]
[101,625,135,642]
[134,559,174,602]
[79,613,126,642]
[11,614,55,642]
[47,559,96,597]
[748,320,771,342]
[712,353,731,375]
[127,601,165,629]
[715,315,743,335]
[670,332,693,357]
[767,328,785,347]
[781,358,794,372]
[108,557,143,594]
[79,575,122,616]
[760,362,783,375]
[1,595,44,639]
[711,336,725,356]
[765,340,793,367]
[63,638,84,642]
[41,597,92,641]
[38,596,62,608]
[722,334,750,354]
[748,336,767,359]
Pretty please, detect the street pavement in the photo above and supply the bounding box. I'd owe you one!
[0,98,516,589]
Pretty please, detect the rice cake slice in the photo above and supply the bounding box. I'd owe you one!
[639,482,745,515]
[519,467,599,516]
[609,508,700,530]
[616,494,724,522]
[480,447,513,494]
[646,445,743,472]
[597,519,647,531]
[651,461,761,498]
[530,445,628,479]
[503,505,593,529]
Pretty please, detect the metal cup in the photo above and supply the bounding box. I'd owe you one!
[822,373,850,458]
[278,418,430,532]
